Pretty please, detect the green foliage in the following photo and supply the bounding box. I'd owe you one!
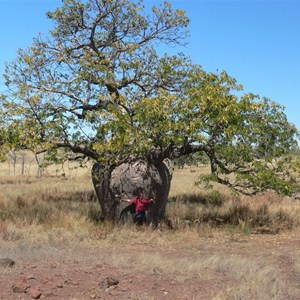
[173,152,209,168]
[170,191,224,207]
[0,0,299,197]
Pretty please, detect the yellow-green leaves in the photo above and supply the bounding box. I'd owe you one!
[0,0,298,197]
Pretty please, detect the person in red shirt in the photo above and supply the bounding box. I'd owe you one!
[120,193,155,225]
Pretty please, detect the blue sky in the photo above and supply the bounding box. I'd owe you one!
[0,0,299,130]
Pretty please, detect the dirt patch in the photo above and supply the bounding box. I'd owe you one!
[1,228,299,300]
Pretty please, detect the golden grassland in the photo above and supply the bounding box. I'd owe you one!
[0,161,299,243]
[1,162,300,299]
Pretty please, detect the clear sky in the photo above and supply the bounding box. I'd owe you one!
[0,0,299,130]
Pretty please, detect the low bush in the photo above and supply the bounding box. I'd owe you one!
[0,173,299,241]
[166,193,298,233]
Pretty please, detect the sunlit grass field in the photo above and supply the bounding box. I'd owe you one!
[1,159,300,299]
[0,158,299,244]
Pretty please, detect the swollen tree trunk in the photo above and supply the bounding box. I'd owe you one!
[92,159,173,226]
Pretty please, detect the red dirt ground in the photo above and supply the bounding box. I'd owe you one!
[1,228,299,300]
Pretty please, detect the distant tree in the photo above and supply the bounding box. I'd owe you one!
[0,0,298,222]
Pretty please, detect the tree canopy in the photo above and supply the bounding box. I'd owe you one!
[1,0,299,197]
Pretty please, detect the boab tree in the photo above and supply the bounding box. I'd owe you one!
[1,0,298,223]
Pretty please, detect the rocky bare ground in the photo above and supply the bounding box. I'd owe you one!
[1,228,299,300]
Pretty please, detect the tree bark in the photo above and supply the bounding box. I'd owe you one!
[92,159,173,226]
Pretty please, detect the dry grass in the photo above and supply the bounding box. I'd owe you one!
[0,164,299,299]
[107,251,295,299]
[0,164,299,242]
[168,168,300,234]
[0,170,99,245]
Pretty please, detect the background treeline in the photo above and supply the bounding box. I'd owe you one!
[1,149,91,177]
[3,145,300,177]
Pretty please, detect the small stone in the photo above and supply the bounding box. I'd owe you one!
[44,292,57,298]
[109,290,120,296]
[0,258,15,267]
[28,287,42,299]
[106,277,119,287]
[12,282,30,293]
[90,295,96,299]
[105,286,116,293]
